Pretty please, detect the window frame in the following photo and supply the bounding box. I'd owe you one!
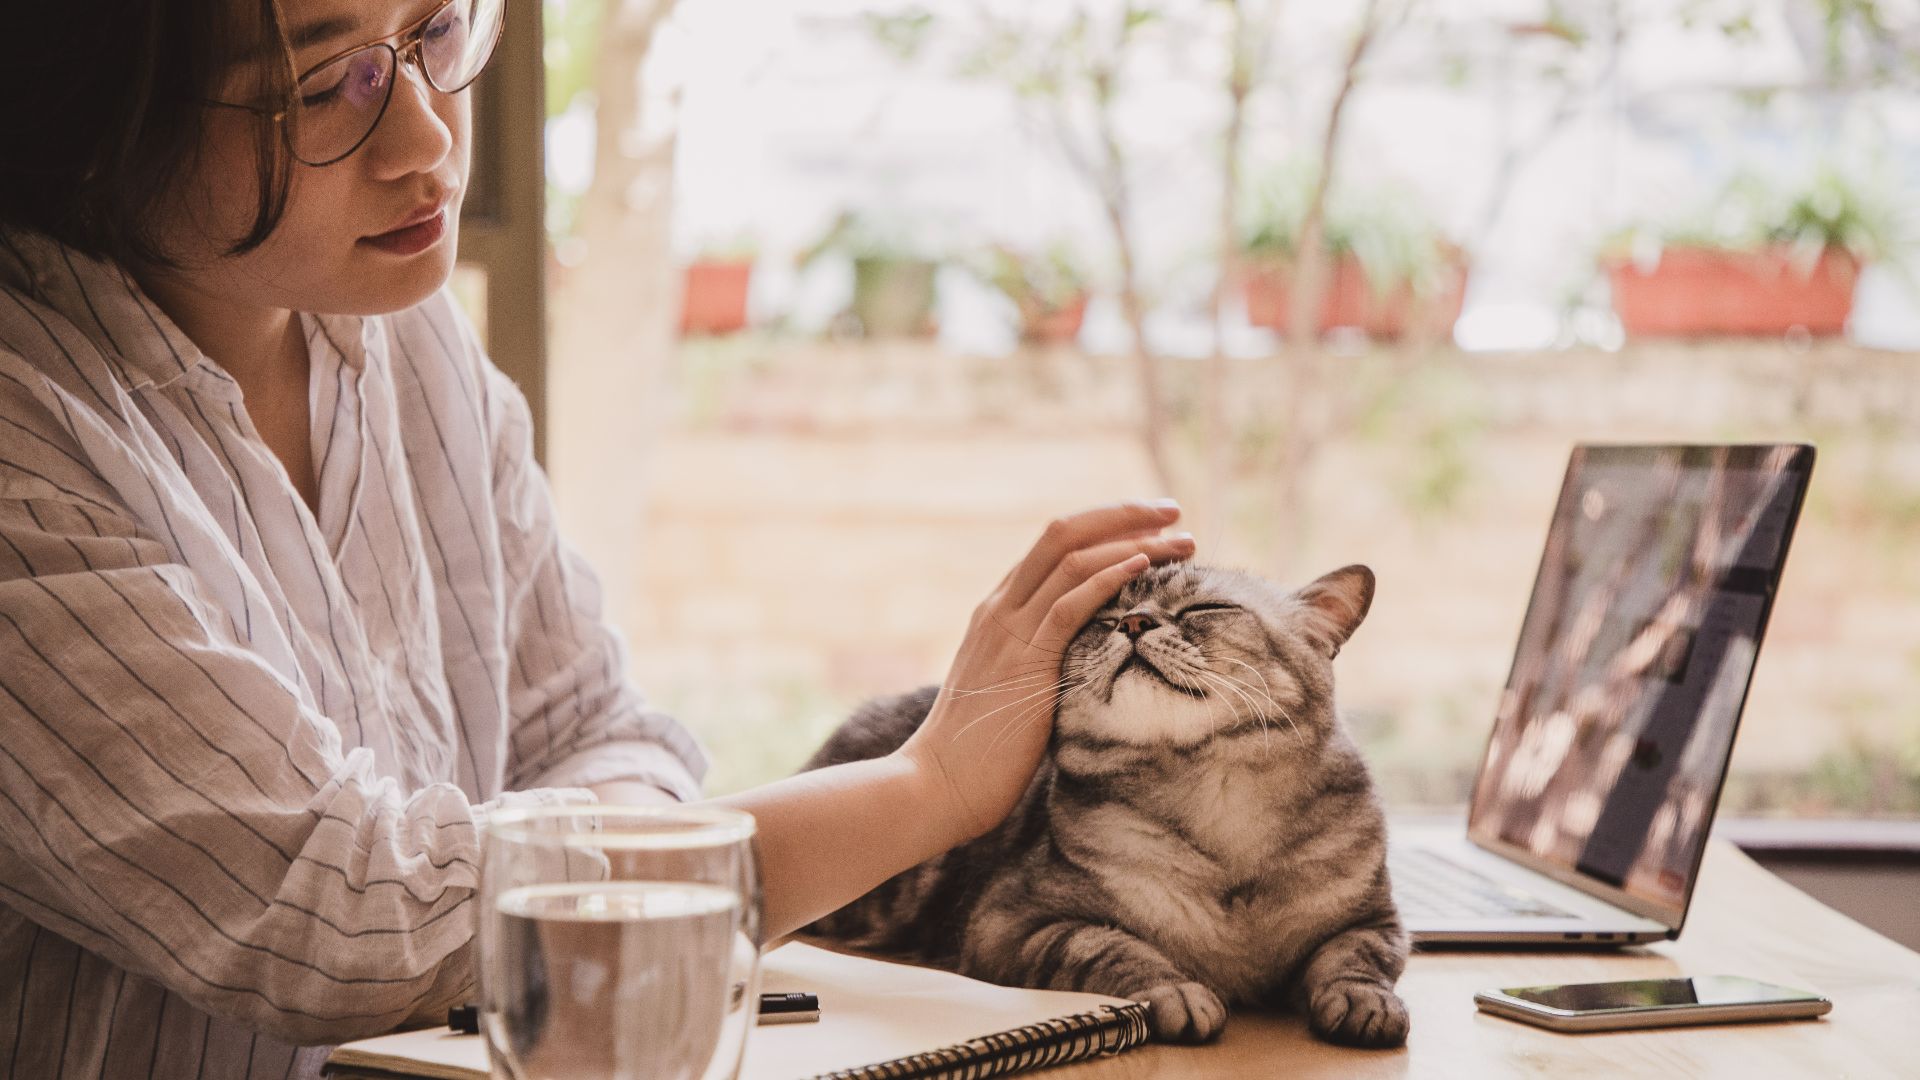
[457,0,548,462]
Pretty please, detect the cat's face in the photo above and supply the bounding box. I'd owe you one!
[1056,563,1374,748]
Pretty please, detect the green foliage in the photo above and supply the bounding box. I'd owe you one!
[903,5,1161,108]
[1537,1,1591,46]
[1812,0,1920,85]
[1613,166,1908,270]
[1796,732,1920,814]
[1772,169,1904,261]
[798,211,938,268]
[1241,163,1462,297]
[541,0,607,248]
[972,244,1089,315]
[864,7,937,63]
[544,0,607,119]
[676,335,777,428]
[1123,5,1163,34]
[1348,700,1488,810]
[799,213,941,339]
[1348,359,1487,519]
[671,677,851,797]
[1724,707,1920,816]
[691,234,763,262]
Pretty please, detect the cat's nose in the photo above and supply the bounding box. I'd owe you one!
[1117,612,1160,639]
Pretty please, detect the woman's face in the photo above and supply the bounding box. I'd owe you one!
[148,0,471,317]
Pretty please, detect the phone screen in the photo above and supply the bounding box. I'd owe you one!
[1504,976,1821,1013]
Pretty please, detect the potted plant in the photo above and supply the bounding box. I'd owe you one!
[801,212,940,339]
[1603,169,1898,339]
[974,244,1091,346]
[1239,172,1468,342]
[678,240,758,337]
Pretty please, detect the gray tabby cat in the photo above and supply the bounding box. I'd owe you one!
[802,562,1409,1047]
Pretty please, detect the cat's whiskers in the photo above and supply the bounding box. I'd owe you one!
[1198,659,1299,741]
[983,670,1091,757]
[940,670,1061,697]
[1200,657,1283,714]
[948,677,1077,744]
[1189,670,1241,743]
[1215,670,1285,727]
[936,652,1085,705]
[1194,669,1267,747]
[990,664,1098,749]
[984,694,1063,757]
[1219,658,1277,709]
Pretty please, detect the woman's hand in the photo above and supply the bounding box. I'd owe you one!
[896,501,1194,845]
[711,500,1191,937]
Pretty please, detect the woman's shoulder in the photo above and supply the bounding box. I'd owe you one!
[0,229,202,407]
[0,282,136,508]
[0,274,129,424]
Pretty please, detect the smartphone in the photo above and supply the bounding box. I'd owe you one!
[1474,975,1831,1033]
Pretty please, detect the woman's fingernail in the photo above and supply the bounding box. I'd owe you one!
[1149,498,1181,516]
[1170,532,1196,546]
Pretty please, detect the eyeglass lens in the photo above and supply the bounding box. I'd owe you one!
[286,0,504,165]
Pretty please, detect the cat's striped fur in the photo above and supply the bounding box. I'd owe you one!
[803,563,1409,1046]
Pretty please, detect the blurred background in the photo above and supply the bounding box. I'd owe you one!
[459,1,1920,838]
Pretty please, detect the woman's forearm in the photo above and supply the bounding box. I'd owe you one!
[589,766,954,938]
[712,754,961,939]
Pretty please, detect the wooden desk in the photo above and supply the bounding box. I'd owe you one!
[1067,841,1920,1078]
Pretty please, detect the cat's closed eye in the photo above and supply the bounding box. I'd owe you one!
[1176,603,1241,619]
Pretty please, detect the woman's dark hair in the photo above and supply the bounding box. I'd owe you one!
[0,1,299,269]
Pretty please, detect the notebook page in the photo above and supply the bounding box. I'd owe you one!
[326,942,1140,1079]
[743,943,1139,1078]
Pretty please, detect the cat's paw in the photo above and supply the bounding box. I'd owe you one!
[1134,981,1228,1043]
[1308,979,1409,1048]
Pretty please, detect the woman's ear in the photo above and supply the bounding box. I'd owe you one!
[1295,565,1375,658]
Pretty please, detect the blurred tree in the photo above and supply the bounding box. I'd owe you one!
[870,0,1415,568]
[545,0,685,630]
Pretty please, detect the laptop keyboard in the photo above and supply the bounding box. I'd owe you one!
[1390,847,1575,921]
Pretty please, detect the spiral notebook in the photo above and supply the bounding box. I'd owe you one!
[323,942,1152,1080]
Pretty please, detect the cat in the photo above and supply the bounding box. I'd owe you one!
[801,562,1409,1048]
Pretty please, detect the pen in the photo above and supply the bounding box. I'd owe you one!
[448,992,821,1034]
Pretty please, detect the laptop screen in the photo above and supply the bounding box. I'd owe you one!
[1466,444,1814,926]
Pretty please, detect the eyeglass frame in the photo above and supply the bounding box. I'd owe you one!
[203,0,505,168]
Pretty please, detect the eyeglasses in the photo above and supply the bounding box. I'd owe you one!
[207,0,506,167]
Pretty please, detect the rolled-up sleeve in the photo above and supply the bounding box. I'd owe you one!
[481,360,706,802]
[0,485,593,1045]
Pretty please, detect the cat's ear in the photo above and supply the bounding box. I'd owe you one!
[1296,565,1375,658]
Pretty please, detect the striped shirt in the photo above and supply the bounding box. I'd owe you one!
[0,228,706,1079]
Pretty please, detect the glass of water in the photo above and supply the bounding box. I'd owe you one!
[477,804,761,1080]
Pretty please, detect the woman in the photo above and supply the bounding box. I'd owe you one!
[0,0,1194,1076]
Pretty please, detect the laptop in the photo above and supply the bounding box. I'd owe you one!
[1389,443,1815,945]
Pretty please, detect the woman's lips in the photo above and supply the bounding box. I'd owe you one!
[360,210,447,255]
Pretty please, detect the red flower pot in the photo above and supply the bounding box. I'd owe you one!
[1605,246,1858,338]
[1241,252,1468,341]
[1019,294,1089,345]
[679,259,754,336]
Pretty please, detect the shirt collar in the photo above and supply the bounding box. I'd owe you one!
[302,308,376,380]
[0,227,368,397]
